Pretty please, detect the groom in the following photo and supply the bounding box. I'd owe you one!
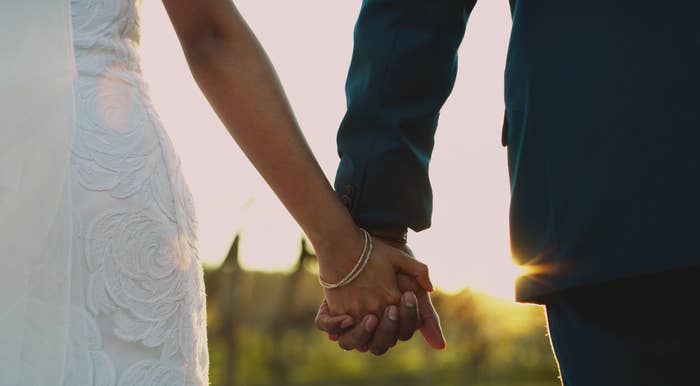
[317,0,700,384]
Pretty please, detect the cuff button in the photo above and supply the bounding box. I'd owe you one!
[344,184,355,196]
[341,194,353,208]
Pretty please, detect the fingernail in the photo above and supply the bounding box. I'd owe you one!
[340,317,354,329]
[364,315,378,333]
[403,291,416,307]
[387,305,398,321]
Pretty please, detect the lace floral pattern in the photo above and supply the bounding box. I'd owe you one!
[118,360,187,386]
[68,0,209,384]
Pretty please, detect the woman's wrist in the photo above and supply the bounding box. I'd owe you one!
[309,210,365,283]
[318,228,372,289]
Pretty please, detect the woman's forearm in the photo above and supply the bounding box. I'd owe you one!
[170,3,360,276]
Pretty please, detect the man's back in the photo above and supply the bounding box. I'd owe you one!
[505,0,700,300]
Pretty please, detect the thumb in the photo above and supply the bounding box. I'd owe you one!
[416,291,446,350]
[392,253,434,292]
[315,300,355,335]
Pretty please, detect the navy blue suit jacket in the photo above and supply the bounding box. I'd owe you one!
[335,0,700,302]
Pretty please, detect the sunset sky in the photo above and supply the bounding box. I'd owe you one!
[139,1,518,299]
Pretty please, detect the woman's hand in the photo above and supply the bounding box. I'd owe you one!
[316,236,446,354]
[316,277,446,354]
[319,231,433,321]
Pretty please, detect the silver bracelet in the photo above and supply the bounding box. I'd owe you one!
[319,228,373,289]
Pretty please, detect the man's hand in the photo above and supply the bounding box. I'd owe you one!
[395,273,446,350]
[373,238,446,351]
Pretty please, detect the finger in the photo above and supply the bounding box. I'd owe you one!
[392,254,434,292]
[416,291,446,350]
[329,334,339,341]
[398,291,420,341]
[315,300,355,335]
[338,314,378,351]
[368,305,400,356]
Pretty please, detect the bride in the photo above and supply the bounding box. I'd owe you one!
[0,1,436,385]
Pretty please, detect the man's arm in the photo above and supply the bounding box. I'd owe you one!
[336,0,478,234]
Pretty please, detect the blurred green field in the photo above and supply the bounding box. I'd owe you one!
[204,238,560,386]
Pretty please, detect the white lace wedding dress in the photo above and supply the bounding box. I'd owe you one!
[64,0,209,384]
[0,1,208,384]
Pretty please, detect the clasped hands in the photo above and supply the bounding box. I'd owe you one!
[315,232,445,355]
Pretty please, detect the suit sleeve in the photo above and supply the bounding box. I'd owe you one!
[335,0,477,232]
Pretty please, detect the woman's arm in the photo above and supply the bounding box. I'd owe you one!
[161,0,432,317]
[162,0,351,257]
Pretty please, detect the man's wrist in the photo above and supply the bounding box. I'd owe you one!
[365,224,408,245]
